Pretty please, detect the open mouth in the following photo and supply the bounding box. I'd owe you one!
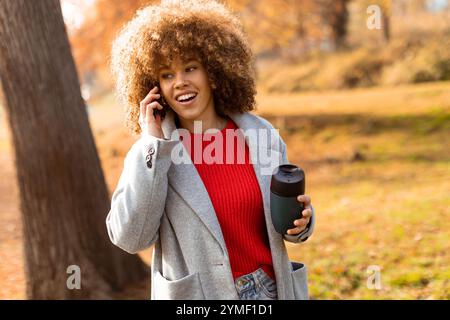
[176,92,197,105]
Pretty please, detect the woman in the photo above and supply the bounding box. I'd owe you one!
[107,0,315,300]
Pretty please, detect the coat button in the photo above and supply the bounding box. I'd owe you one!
[148,147,155,155]
[146,154,153,168]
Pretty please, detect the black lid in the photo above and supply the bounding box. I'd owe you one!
[270,164,305,197]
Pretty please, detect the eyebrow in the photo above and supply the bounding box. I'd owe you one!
[158,59,199,71]
[184,57,198,63]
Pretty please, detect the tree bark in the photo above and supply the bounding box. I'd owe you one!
[0,0,149,299]
[326,0,349,50]
[382,12,391,43]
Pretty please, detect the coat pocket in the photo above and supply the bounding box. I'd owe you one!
[153,271,206,300]
[291,262,309,300]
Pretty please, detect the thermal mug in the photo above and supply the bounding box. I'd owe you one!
[270,164,305,234]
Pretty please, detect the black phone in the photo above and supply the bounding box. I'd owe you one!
[153,83,168,119]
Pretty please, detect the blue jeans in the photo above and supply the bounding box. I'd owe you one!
[234,268,278,300]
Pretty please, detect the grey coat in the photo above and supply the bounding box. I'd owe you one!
[106,111,315,300]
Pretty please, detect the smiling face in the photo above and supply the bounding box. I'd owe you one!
[158,57,216,124]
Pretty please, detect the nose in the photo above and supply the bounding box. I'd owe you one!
[174,72,188,89]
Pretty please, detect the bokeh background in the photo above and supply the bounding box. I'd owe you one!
[0,0,449,299]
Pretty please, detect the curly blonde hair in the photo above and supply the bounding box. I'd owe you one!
[110,0,257,135]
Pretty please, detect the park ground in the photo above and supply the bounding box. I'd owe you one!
[0,81,449,299]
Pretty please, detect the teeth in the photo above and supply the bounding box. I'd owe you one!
[177,93,197,102]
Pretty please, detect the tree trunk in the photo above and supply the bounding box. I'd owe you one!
[382,12,391,43]
[0,0,149,299]
[327,0,349,50]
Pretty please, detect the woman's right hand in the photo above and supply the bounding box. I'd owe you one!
[139,86,165,139]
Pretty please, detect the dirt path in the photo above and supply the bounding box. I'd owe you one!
[0,142,26,299]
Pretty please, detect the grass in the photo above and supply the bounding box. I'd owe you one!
[257,34,450,93]
[1,81,448,299]
[263,82,450,299]
[93,82,449,299]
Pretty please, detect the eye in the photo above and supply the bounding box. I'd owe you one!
[160,73,173,80]
[186,66,197,72]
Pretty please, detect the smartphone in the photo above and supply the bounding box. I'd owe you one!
[153,83,168,119]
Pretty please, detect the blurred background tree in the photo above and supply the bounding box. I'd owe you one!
[65,0,450,97]
[0,0,149,299]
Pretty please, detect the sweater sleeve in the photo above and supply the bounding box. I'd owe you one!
[106,134,178,254]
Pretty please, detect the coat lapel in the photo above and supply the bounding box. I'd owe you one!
[162,111,227,253]
[230,113,290,299]
[162,111,285,281]
[229,112,280,229]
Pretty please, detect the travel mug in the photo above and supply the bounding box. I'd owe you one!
[270,164,305,234]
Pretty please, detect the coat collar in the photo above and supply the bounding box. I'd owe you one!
[165,111,280,255]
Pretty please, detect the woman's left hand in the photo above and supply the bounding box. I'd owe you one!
[286,195,313,235]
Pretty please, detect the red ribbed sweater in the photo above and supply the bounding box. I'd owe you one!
[182,118,275,280]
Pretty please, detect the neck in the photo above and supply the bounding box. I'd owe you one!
[178,110,227,134]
